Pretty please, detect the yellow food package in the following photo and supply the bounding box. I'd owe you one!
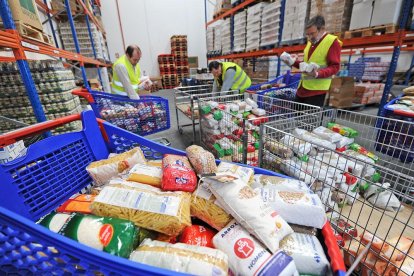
[127,163,162,187]
[147,159,162,167]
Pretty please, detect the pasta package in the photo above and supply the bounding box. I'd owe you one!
[280,233,330,275]
[280,135,312,156]
[86,147,146,186]
[327,123,358,138]
[127,163,162,187]
[213,220,298,276]
[91,185,191,236]
[293,128,336,151]
[129,239,228,275]
[186,145,217,174]
[258,190,326,229]
[264,140,294,158]
[162,154,197,192]
[205,177,293,253]
[191,184,232,231]
[252,174,312,193]
[38,212,138,258]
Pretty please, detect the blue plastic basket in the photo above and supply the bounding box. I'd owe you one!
[0,110,346,275]
[247,71,301,92]
[73,88,170,136]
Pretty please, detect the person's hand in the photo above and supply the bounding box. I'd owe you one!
[143,81,152,91]
[308,69,319,78]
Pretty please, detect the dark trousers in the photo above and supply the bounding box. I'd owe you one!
[295,94,326,107]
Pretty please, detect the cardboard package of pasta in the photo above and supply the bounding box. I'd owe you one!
[91,184,191,236]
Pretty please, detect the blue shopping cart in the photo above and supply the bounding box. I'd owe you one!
[73,88,170,136]
[0,110,346,275]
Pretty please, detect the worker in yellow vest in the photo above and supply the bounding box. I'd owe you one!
[112,45,152,99]
[282,16,342,107]
[208,61,251,94]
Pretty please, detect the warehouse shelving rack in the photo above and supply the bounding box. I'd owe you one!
[205,0,414,115]
[0,0,111,126]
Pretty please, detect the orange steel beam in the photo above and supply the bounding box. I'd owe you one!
[206,0,256,27]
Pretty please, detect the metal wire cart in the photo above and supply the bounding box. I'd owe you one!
[197,92,321,166]
[259,108,414,275]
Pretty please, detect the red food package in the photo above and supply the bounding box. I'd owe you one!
[162,154,197,192]
[57,194,96,214]
[179,225,216,248]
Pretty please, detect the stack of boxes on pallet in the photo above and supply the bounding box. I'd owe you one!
[171,35,189,82]
[310,0,353,35]
[206,26,215,55]
[0,60,82,134]
[158,54,177,89]
[362,59,390,82]
[354,83,385,105]
[243,57,270,83]
[246,2,268,51]
[214,0,232,18]
[60,22,108,60]
[220,18,232,54]
[281,0,309,45]
[232,10,247,52]
[260,0,282,49]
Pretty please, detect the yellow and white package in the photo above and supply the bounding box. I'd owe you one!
[129,239,228,275]
[204,174,293,254]
[86,147,146,186]
[147,159,162,167]
[259,190,326,229]
[191,183,233,231]
[91,185,191,236]
[207,162,254,184]
[252,174,312,193]
[127,163,162,187]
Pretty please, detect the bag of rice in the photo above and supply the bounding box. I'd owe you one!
[280,233,330,275]
[191,184,233,231]
[204,174,293,253]
[91,185,191,236]
[127,163,162,187]
[86,147,146,186]
[129,239,228,275]
[38,212,138,258]
[252,174,312,193]
[312,126,343,143]
[213,220,298,275]
[186,145,217,175]
[162,154,197,192]
[258,190,326,229]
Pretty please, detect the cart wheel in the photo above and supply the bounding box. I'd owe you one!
[179,128,184,135]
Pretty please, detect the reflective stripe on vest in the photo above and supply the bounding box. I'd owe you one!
[300,34,343,91]
[111,54,141,94]
[221,61,252,93]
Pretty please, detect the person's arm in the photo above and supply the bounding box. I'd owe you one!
[212,79,218,92]
[114,63,139,99]
[315,39,341,79]
[292,60,301,69]
[221,68,236,92]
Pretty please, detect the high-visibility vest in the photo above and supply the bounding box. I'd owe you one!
[300,34,343,91]
[221,62,251,93]
[111,54,141,96]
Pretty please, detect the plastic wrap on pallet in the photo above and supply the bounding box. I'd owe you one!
[221,18,232,54]
[233,10,247,52]
[281,0,309,43]
[309,0,353,34]
[246,2,269,51]
[260,0,281,48]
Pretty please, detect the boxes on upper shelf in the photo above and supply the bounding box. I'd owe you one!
[310,0,353,34]
[1,0,43,31]
[260,0,281,48]
[281,0,310,44]
[233,10,247,52]
[246,2,269,51]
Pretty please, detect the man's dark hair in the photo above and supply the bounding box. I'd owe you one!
[208,61,221,72]
[126,45,141,57]
[306,15,325,31]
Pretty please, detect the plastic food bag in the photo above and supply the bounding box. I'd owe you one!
[280,135,312,157]
[349,143,379,162]
[38,212,138,258]
[86,147,146,186]
[252,108,266,116]
[127,163,162,187]
[336,136,354,149]
[327,123,358,138]
[91,185,191,236]
[204,175,293,253]
[259,190,326,229]
[57,194,96,214]
[213,220,298,275]
[280,233,330,275]
[312,126,343,143]
[246,97,258,109]
[364,182,403,212]
[264,140,294,158]
[162,154,197,192]
[252,174,311,193]
[293,128,336,151]
[129,239,228,275]
[191,184,233,231]
[280,159,316,185]
[186,145,217,174]
[179,225,216,248]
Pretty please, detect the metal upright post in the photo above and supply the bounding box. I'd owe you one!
[404,55,414,85]
[0,0,49,132]
[277,0,286,76]
[378,0,414,116]
[65,0,90,88]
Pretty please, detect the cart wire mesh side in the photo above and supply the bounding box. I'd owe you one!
[259,109,414,276]
[73,88,170,136]
[197,92,321,166]
[0,110,346,275]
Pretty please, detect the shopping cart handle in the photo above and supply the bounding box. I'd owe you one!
[72,88,95,103]
[392,109,414,118]
[0,114,81,147]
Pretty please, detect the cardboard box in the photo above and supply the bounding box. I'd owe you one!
[1,0,43,31]
[329,77,355,108]
[188,57,199,68]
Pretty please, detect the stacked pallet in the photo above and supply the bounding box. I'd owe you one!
[213,21,223,54]
[232,10,247,52]
[214,0,232,18]
[158,54,177,89]
[281,0,309,45]
[354,83,385,105]
[220,18,232,54]
[206,26,215,54]
[310,0,353,35]
[362,60,390,82]
[171,35,189,82]
[246,2,268,51]
[260,0,282,49]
